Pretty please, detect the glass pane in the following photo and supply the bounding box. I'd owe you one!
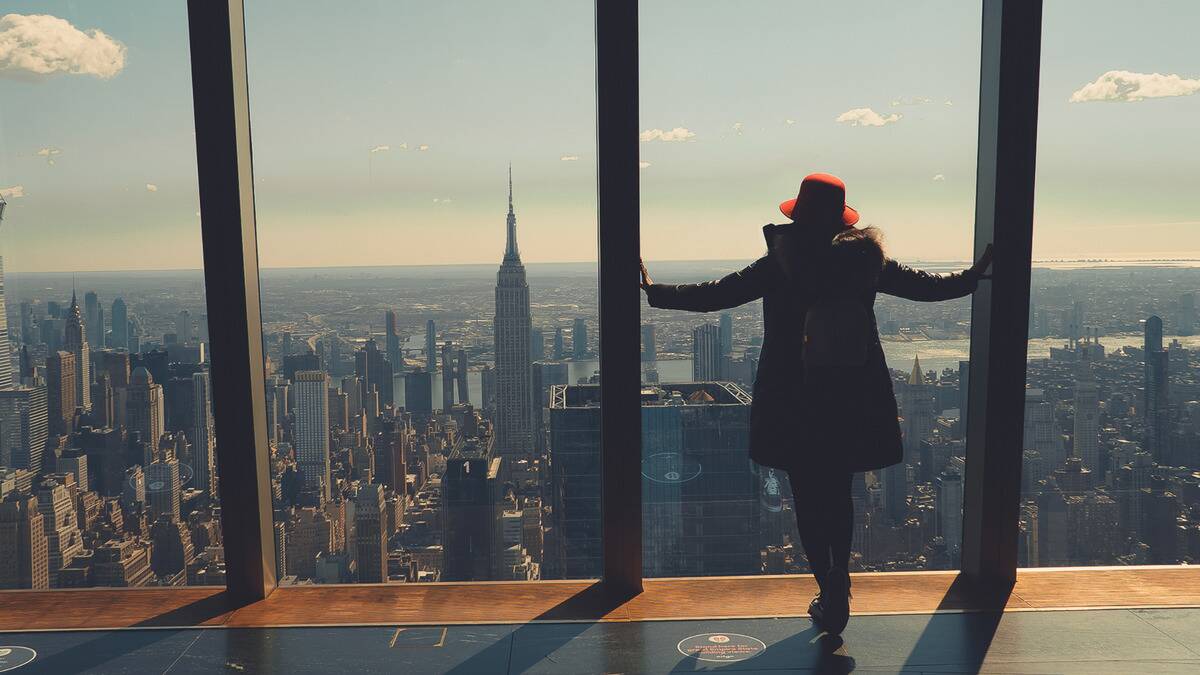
[245,0,598,583]
[638,1,982,576]
[0,4,225,588]
[1021,0,1199,567]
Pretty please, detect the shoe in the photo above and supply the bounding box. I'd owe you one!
[808,594,826,627]
[821,567,851,635]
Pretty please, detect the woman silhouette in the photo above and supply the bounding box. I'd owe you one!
[640,173,991,635]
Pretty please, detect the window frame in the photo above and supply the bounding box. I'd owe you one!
[0,0,1041,605]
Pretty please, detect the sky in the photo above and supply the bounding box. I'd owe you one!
[0,0,1198,273]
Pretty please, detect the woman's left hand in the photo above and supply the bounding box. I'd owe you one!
[969,244,994,280]
[640,258,654,289]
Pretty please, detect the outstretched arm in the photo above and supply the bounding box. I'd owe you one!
[879,244,992,302]
[641,256,774,312]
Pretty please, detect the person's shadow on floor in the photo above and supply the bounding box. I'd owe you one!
[668,622,855,673]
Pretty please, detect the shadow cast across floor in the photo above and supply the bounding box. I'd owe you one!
[7,591,238,675]
[896,573,1013,673]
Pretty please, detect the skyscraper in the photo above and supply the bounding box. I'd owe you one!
[0,492,49,589]
[385,310,403,372]
[530,327,545,362]
[150,514,195,577]
[718,312,733,356]
[192,372,216,498]
[1178,293,1195,336]
[547,382,759,578]
[126,367,164,448]
[1023,389,1063,471]
[442,450,499,581]
[354,483,387,583]
[0,205,12,390]
[19,301,34,347]
[0,386,49,476]
[531,361,569,448]
[957,360,970,431]
[1069,300,1085,348]
[1073,356,1100,473]
[294,370,331,502]
[1143,315,1168,462]
[176,309,193,344]
[692,324,721,381]
[425,320,437,374]
[936,468,964,565]
[84,291,102,349]
[553,326,565,360]
[110,298,128,350]
[36,478,83,587]
[572,317,589,359]
[64,291,92,413]
[493,169,533,455]
[404,369,433,415]
[354,338,394,408]
[456,348,470,405]
[900,355,936,453]
[46,351,76,436]
[441,342,455,411]
[641,324,657,362]
[147,452,182,523]
[480,365,496,413]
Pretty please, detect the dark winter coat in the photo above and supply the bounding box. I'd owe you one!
[644,223,980,472]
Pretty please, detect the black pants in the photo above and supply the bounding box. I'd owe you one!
[787,468,854,589]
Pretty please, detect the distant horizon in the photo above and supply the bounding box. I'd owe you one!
[8,255,1200,278]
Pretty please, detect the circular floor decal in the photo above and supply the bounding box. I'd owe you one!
[641,453,702,484]
[677,633,766,663]
[0,647,37,672]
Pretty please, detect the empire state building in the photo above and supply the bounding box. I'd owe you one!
[493,169,533,455]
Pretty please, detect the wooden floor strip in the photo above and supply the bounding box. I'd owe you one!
[0,567,1196,631]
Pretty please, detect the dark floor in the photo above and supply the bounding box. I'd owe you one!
[1,608,1198,674]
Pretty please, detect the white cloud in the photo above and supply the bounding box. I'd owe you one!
[836,108,902,127]
[0,13,126,79]
[639,127,695,142]
[944,99,954,106]
[639,161,651,169]
[890,96,934,107]
[1070,70,1200,102]
[560,154,579,161]
[369,145,389,154]
[785,119,796,126]
[0,185,24,199]
[432,197,453,204]
[36,146,62,165]
[418,144,430,151]
[732,122,744,135]
[932,174,946,182]
[145,183,158,192]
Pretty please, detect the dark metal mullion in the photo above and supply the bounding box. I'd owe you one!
[187,0,276,602]
[596,0,643,593]
[962,0,1043,584]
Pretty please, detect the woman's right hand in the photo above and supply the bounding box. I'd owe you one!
[640,258,654,289]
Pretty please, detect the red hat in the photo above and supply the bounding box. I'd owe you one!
[779,173,860,228]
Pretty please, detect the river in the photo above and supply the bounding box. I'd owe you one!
[394,332,1200,407]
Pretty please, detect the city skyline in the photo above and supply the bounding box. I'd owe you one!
[0,1,1198,272]
[3,224,1199,588]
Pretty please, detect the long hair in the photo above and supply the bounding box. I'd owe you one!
[821,226,885,297]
